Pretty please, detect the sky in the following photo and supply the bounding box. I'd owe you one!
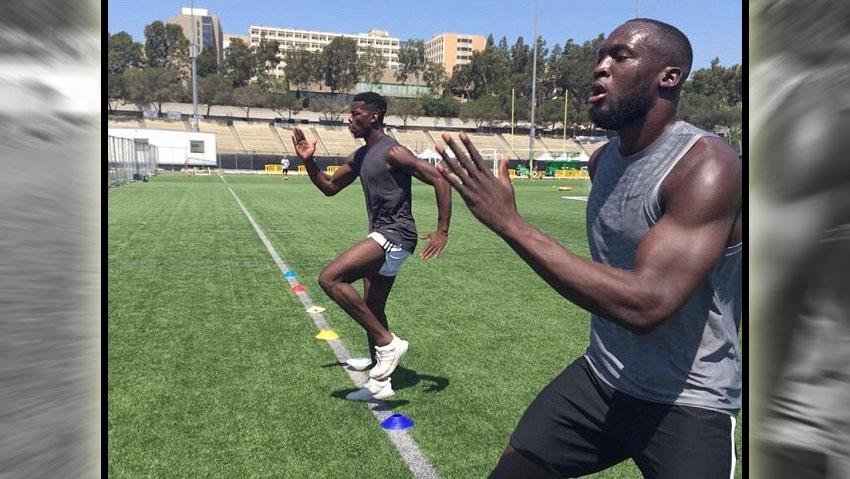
[108,0,742,70]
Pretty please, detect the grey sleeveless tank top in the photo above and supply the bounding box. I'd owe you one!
[583,121,742,414]
[352,134,417,253]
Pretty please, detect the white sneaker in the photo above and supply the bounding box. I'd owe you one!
[345,357,373,371]
[369,334,408,380]
[345,378,394,401]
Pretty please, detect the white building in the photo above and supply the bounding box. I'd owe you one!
[247,26,400,77]
[108,128,218,167]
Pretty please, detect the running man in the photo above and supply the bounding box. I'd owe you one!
[292,92,452,401]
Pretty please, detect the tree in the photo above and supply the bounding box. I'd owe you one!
[679,90,741,131]
[459,95,506,130]
[254,38,282,87]
[123,67,181,115]
[357,46,387,86]
[284,48,321,94]
[143,21,169,68]
[389,98,423,127]
[267,78,302,120]
[422,62,448,97]
[165,23,190,80]
[497,36,509,56]
[196,47,219,77]
[310,96,348,122]
[231,84,268,119]
[107,73,127,112]
[198,74,232,116]
[548,34,606,127]
[679,59,742,133]
[108,32,144,76]
[320,37,359,93]
[686,59,743,105]
[420,94,460,118]
[458,47,510,99]
[446,63,475,100]
[223,38,255,88]
[143,21,188,74]
[537,97,566,130]
[396,40,425,84]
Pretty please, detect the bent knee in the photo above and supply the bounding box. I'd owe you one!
[317,268,339,292]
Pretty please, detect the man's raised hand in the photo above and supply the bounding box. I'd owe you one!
[291,127,318,161]
[436,132,519,234]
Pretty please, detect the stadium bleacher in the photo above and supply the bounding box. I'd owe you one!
[107,118,143,129]
[107,113,609,162]
[145,119,189,132]
[235,123,287,154]
[537,136,584,156]
[387,129,435,154]
[460,133,517,160]
[311,125,363,156]
[199,120,243,153]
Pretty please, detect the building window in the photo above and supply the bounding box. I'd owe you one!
[190,141,205,154]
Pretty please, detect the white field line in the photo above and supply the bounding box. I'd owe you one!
[220,175,440,479]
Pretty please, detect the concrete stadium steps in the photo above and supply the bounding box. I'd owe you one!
[537,137,584,156]
[269,126,291,154]
[311,125,362,156]
[273,125,297,154]
[235,123,287,154]
[462,133,517,160]
[199,121,243,153]
[575,140,607,156]
[144,119,189,132]
[500,133,550,160]
[108,118,143,129]
[387,129,435,154]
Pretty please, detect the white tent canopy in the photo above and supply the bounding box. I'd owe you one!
[417,148,442,160]
[535,152,555,162]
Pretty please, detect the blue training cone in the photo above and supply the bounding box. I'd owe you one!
[283,271,297,278]
[380,413,414,430]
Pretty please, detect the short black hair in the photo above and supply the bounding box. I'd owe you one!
[627,18,693,81]
[352,92,387,123]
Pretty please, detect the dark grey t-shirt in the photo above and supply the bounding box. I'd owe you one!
[584,121,742,414]
[352,134,417,253]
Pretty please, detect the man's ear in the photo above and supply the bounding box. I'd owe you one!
[660,67,683,89]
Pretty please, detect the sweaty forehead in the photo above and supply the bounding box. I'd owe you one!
[604,23,655,51]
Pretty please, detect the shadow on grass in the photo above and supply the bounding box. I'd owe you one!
[330,389,411,409]
[327,364,450,405]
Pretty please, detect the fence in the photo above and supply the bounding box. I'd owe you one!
[216,153,346,173]
[108,136,158,187]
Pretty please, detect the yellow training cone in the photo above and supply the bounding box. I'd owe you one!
[315,329,339,341]
[306,306,326,314]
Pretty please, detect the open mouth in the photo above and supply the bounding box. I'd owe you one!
[589,83,607,103]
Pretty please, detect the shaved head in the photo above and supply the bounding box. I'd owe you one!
[625,18,693,84]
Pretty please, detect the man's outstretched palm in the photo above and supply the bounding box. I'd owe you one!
[292,127,318,161]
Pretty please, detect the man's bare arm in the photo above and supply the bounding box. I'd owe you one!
[387,145,452,259]
[438,133,741,334]
[292,127,359,196]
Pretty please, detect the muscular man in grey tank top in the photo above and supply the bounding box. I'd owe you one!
[292,92,452,400]
[436,20,741,479]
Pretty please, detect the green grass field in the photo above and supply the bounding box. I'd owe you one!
[108,173,742,478]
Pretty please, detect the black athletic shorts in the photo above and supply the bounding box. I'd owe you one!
[509,356,737,479]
